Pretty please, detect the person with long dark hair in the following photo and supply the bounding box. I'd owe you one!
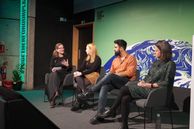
[47,43,72,108]
[103,40,176,129]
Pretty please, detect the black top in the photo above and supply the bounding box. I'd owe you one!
[127,60,176,98]
[49,54,72,74]
[78,55,101,75]
[143,60,176,88]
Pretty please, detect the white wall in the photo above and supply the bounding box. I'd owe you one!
[189,35,194,128]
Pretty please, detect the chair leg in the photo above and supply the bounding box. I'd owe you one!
[44,87,49,102]
[150,107,153,122]
[44,92,48,102]
[169,108,173,129]
[72,88,78,106]
[44,94,47,102]
[61,91,64,106]
[71,89,75,106]
[144,109,146,129]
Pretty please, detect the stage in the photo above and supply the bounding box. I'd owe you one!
[18,89,189,129]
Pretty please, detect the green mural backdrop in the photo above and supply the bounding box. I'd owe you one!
[94,0,194,65]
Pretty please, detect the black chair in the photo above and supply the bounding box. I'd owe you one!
[135,87,174,129]
[44,66,76,105]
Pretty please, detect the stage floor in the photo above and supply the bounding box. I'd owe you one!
[19,90,189,129]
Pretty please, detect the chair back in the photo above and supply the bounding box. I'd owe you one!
[145,88,167,108]
[95,67,106,84]
[44,73,50,85]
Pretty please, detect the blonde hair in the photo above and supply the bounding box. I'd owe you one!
[86,43,98,63]
[52,43,64,57]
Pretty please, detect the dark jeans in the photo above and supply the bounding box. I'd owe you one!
[91,73,129,113]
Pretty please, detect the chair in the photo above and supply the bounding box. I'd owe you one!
[135,87,174,129]
[44,66,76,105]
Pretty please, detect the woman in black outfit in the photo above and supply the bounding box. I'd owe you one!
[103,40,176,129]
[47,43,72,108]
[71,43,101,111]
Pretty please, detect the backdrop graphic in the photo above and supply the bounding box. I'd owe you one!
[104,40,192,88]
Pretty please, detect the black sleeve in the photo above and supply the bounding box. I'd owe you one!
[82,56,101,75]
[49,56,55,71]
[157,61,176,87]
[77,59,87,72]
[143,61,157,81]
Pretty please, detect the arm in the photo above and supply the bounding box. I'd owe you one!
[49,56,55,72]
[157,61,176,88]
[139,61,176,88]
[116,56,137,77]
[81,56,101,75]
[77,59,86,72]
[61,55,72,72]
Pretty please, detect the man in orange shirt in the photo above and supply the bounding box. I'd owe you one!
[81,39,137,124]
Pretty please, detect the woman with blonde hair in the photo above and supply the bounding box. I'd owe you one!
[47,43,72,108]
[71,43,101,111]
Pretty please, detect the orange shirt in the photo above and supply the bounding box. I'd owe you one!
[110,54,137,80]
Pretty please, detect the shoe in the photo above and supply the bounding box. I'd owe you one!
[83,91,94,98]
[50,100,56,108]
[50,93,58,108]
[118,125,129,129]
[89,114,104,125]
[103,109,116,118]
[71,102,81,111]
[80,102,90,110]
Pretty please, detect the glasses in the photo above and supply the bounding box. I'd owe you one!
[58,47,64,49]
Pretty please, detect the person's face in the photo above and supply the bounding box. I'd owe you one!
[86,45,91,55]
[114,44,121,56]
[57,45,64,54]
[154,46,161,58]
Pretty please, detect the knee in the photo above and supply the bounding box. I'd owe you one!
[120,86,128,94]
[50,72,58,77]
[99,87,108,98]
[107,73,115,78]
[121,95,130,104]
[74,76,82,82]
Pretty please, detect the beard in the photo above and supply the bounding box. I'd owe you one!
[114,50,121,56]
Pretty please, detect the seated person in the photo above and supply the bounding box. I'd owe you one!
[81,39,137,124]
[46,43,72,108]
[71,43,101,111]
[103,40,176,129]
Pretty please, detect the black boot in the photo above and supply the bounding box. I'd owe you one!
[71,102,81,111]
[103,108,116,118]
[84,91,94,98]
[89,113,104,125]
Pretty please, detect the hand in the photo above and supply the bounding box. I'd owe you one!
[152,83,159,88]
[52,68,57,72]
[137,80,145,87]
[62,59,69,67]
[73,71,82,77]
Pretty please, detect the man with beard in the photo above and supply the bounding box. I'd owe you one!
[80,39,137,124]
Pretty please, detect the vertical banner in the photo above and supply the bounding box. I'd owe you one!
[20,0,28,82]
[190,35,194,129]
